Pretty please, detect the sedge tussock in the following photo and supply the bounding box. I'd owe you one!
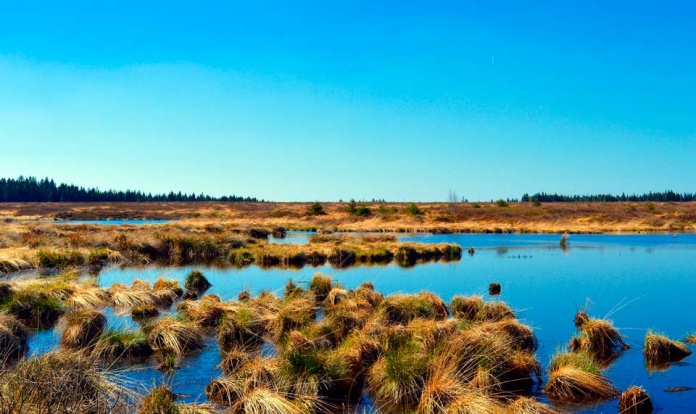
[544,351,617,403]
[148,318,204,356]
[66,286,110,309]
[60,309,106,349]
[644,331,692,369]
[0,350,136,413]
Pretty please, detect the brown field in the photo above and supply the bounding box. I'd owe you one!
[1,201,695,233]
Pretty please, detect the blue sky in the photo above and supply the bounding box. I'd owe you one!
[1,1,694,201]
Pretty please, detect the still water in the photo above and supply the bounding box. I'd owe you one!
[27,234,696,412]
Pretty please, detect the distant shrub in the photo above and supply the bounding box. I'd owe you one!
[532,199,541,207]
[346,199,357,214]
[405,203,422,216]
[645,202,655,212]
[496,199,509,208]
[355,205,371,216]
[471,203,481,209]
[308,202,326,215]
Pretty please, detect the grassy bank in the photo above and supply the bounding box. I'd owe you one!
[1,200,695,233]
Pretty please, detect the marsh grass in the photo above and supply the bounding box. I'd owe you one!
[644,331,692,370]
[0,350,136,413]
[94,329,152,360]
[148,318,205,357]
[60,309,107,349]
[0,312,29,364]
[569,313,629,364]
[544,350,617,403]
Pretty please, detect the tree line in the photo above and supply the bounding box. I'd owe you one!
[0,177,260,202]
[521,191,695,203]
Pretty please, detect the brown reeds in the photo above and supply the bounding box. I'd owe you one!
[618,386,653,414]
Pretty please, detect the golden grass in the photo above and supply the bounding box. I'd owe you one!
[148,318,205,356]
[66,286,110,309]
[544,351,617,403]
[569,314,629,364]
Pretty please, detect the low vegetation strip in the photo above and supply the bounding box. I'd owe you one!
[0,222,462,274]
[2,199,694,233]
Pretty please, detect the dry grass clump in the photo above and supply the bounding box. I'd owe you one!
[60,309,107,349]
[109,283,157,311]
[544,350,618,403]
[269,298,316,341]
[506,397,560,413]
[448,327,541,393]
[308,273,333,302]
[218,303,266,351]
[0,279,67,328]
[140,385,178,414]
[644,331,692,369]
[148,317,205,356]
[153,277,185,297]
[0,312,29,364]
[450,295,515,322]
[569,312,629,362]
[380,292,448,325]
[132,304,160,320]
[220,346,253,376]
[206,356,320,413]
[177,294,230,327]
[618,386,653,414]
[0,350,135,413]
[65,286,110,309]
[93,329,152,360]
[367,336,429,410]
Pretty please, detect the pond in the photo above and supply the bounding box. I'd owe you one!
[25,233,696,412]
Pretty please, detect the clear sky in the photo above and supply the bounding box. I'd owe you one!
[1,1,694,201]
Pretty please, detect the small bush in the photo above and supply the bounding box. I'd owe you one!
[405,203,422,216]
[308,202,326,215]
[496,199,509,208]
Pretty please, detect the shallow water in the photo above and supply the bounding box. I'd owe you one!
[26,233,696,412]
[268,230,316,244]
